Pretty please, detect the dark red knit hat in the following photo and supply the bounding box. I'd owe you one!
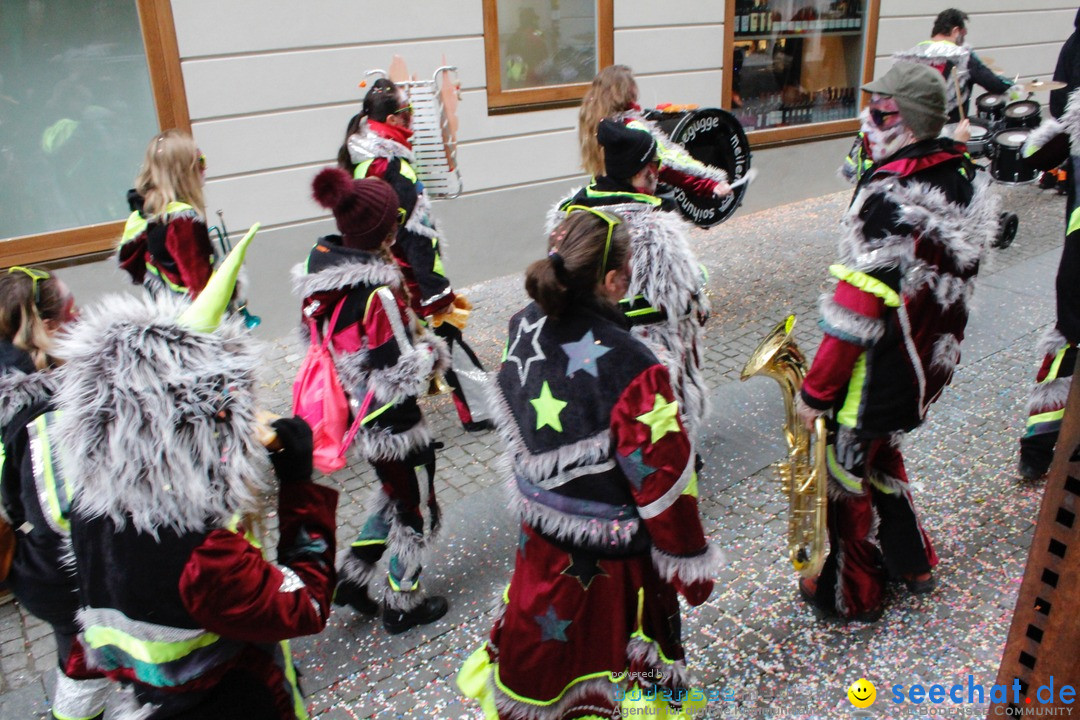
[312,167,399,250]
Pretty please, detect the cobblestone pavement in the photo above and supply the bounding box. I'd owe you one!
[0,179,1069,720]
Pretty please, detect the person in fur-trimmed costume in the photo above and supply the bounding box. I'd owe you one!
[457,211,722,720]
[0,268,111,720]
[579,64,732,200]
[1016,87,1080,479]
[893,8,1012,124]
[295,168,451,634]
[337,78,492,433]
[550,119,711,440]
[58,230,340,720]
[795,63,999,622]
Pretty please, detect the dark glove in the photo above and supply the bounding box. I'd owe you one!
[269,416,313,484]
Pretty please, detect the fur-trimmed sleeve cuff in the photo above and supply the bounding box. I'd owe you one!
[819,294,885,347]
[651,542,724,585]
[366,335,449,403]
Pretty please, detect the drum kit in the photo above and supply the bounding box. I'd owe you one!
[964,79,1067,186]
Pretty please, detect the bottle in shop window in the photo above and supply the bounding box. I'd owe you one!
[749,0,759,33]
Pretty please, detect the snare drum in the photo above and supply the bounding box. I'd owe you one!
[991,129,1037,184]
[976,92,1008,125]
[944,119,991,157]
[1003,100,1041,129]
[641,107,752,227]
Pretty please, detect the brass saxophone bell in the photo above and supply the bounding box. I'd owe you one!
[427,372,454,397]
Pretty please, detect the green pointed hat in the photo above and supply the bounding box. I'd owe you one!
[179,222,260,333]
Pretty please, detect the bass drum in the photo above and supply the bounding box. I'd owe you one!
[643,108,752,227]
[1003,100,1041,129]
[991,129,1037,185]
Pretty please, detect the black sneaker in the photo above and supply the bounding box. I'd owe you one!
[463,420,495,433]
[1018,460,1048,482]
[333,582,379,616]
[383,595,449,634]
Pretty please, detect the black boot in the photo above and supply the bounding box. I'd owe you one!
[383,595,449,634]
[333,581,379,615]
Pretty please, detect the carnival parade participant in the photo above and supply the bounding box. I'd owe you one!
[0,268,111,720]
[295,168,451,634]
[338,79,492,432]
[894,8,1013,123]
[58,231,339,719]
[795,63,1000,621]
[579,64,732,199]
[457,210,722,719]
[553,119,711,440]
[117,130,216,299]
[1017,86,1080,479]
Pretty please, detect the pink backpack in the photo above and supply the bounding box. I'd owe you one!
[292,299,356,474]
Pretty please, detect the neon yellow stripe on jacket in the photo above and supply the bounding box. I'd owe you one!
[82,625,221,665]
[829,264,901,307]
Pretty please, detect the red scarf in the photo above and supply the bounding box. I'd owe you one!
[369,120,414,149]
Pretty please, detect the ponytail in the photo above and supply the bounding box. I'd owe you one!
[524,210,630,318]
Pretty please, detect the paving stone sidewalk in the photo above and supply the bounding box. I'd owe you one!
[0,180,1068,720]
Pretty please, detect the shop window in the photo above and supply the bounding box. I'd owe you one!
[0,0,187,266]
[724,0,880,145]
[483,0,613,112]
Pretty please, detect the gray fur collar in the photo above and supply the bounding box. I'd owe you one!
[348,131,415,165]
[840,172,998,284]
[1064,87,1080,150]
[614,110,729,185]
[54,294,271,537]
[290,257,402,298]
[0,369,54,430]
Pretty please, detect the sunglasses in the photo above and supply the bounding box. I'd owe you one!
[564,205,621,282]
[196,151,207,172]
[8,266,50,307]
[397,207,408,226]
[869,108,901,128]
[393,103,413,116]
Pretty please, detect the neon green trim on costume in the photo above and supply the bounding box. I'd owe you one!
[350,538,387,548]
[501,340,508,362]
[281,640,309,720]
[495,667,613,707]
[867,476,899,496]
[83,626,220,665]
[51,710,102,720]
[584,185,662,207]
[145,263,189,294]
[432,237,446,277]
[399,159,418,183]
[1027,408,1066,427]
[121,211,148,245]
[34,416,70,533]
[457,646,501,719]
[1069,207,1080,237]
[353,159,374,179]
[1044,345,1070,382]
[836,352,868,428]
[682,471,699,499]
[502,583,510,604]
[361,401,395,426]
[827,445,864,493]
[829,264,901,307]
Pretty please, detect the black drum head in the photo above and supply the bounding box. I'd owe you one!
[977,92,1007,110]
[647,108,752,228]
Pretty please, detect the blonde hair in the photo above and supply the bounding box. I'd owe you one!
[579,65,639,177]
[134,129,206,218]
[0,270,69,370]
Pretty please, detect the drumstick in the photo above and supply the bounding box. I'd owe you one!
[953,72,965,121]
[728,167,758,190]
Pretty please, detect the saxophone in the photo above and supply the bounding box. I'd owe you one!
[740,315,828,578]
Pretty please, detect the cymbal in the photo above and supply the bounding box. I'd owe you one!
[1022,79,1068,91]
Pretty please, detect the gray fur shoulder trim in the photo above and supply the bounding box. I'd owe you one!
[0,369,54,429]
[404,193,440,241]
[355,421,432,462]
[290,259,402,298]
[1064,87,1080,148]
[819,294,884,346]
[651,542,725,585]
[348,132,415,165]
[1037,327,1070,358]
[1024,117,1066,157]
[1028,377,1072,414]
